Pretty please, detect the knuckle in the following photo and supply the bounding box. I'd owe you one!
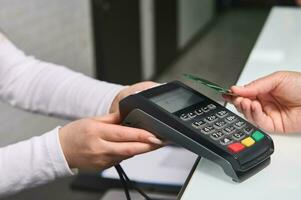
[248,80,258,87]
[242,99,248,106]
[273,71,284,76]
[117,130,126,140]
[138,133,146,142]
[233,98,242,106]
[87,144,101,158]
[84,122,99,136]
[275,71,289,81]
[141,80,155,85]
[122,148,135,157]
[233,100,239,106]
[137,130,148,141]
[241,102,247,110]
[86,139,106,156]
[140,81,158,89]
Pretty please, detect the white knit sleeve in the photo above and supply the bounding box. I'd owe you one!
[0,128,73,198]
[0,32,125,120]
[0,32,125,197]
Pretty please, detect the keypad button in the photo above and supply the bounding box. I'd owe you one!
[220,137,233,145]
[204,115,218,123]
[207,104,217,110]
[216,110,228,118]
[188,112,196,119]
[232,132,246,141]
[213,121,227,129]
[225,115,237,123]
[211,131,225,140]
[243,127,253,134]
[192,120,206,128]
[194,109,203,115]
[201,106,210,113]
[234,121,246,129]
[201,126,215,134]
[228,143,245,153]
[252,130,265,142]
[180,113,190,121]
[222,126,236,135]
[241,137,255,147]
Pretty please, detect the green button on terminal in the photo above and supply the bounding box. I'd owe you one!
[252,130,265,141]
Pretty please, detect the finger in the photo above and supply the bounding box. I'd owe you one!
[230,85,258,100]
[232,97,243,113]
[250,100,275,132]
[222,94,244,113]
[118,82,159,101]
[92,113,121,124]
[129,81,159,92]
[240,98,255,124]
[100,123,163,145]
[230,72,283,98]
[109,142,160,157]
[222,94,234,103]
[259,101,285,133]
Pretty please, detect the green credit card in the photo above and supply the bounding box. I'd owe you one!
[183,73,237,96]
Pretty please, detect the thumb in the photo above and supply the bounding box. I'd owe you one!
[92,112,121,124]
[230,72,282,98]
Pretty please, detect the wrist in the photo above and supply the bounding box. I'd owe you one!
[44,127,75,177]
[109,90,122,113]
[109,86,129,113]
[58,126,75,169]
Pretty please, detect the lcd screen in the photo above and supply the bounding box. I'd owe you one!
[150,88,203,113]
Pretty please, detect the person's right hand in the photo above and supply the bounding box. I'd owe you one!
[223,71,301,134]
[59,113,163,170]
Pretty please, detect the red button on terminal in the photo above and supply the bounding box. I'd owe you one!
[228,143,245,153]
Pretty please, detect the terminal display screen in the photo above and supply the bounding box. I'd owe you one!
[150,88,203,113]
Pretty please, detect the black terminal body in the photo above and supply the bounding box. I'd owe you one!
[119,81,274,182]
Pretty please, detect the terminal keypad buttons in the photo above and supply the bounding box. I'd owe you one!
[179,103,265,154]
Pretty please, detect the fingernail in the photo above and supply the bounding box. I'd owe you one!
[148,137,163,145]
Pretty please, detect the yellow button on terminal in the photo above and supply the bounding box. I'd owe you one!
[241,137,255,147]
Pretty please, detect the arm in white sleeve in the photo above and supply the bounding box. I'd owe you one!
[0,32,125,120]
[0,128,73,198]
[0,32,125,196]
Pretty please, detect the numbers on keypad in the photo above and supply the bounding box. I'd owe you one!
[222,126,236,135]
[225,115,237,123]
[213,121,227,129]
[179,103,259,154]
[243,127,253,134]
[211,131,225,140]
[232,132,246,141]
[192,120,206,129]
[204,115,218,123]
[201,126,215,134]
[234,121,246,129]
[216,110,228,118]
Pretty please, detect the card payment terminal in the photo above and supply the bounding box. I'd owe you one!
[119,81,274,182]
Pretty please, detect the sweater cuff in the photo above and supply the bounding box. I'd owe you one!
[44,127,74,177]
[95,83,127,115]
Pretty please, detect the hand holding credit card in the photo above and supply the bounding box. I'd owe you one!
[183,73,238,96]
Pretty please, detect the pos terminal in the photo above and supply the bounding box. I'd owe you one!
[119,81,274,182]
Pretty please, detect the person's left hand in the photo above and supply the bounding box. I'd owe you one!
[110,81,159,113]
